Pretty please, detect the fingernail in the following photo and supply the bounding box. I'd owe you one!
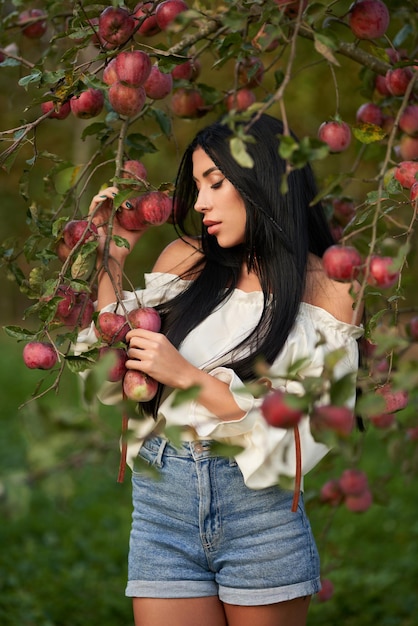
[125,201,133,209]
[111,192,117,197]
[99,194,107,198]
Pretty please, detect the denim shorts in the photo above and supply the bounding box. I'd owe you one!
[125,436,321,606]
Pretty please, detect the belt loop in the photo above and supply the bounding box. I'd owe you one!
[154,439,168,468]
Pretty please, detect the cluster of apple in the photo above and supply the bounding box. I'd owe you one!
[95,306,161,402]
[320,467,373,513]
[261,387,356,438]
[37,1,217,123]
[22,295,162,402]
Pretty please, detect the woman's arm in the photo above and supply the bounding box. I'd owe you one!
[126,327,246,421]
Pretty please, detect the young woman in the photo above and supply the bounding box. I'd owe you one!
[80,114,363,626]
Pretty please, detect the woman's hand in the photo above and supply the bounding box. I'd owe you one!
[125,328,197,390]
[89,186,146,262]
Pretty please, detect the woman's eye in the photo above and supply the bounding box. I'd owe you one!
[211,178,225,189]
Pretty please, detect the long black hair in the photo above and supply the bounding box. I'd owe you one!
[144,114,335,417]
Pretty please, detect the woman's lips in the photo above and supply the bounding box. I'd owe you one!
[203,220,221,235]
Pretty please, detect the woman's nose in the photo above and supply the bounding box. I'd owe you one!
[194,188,210,213]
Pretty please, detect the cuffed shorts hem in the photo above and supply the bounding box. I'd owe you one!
[220,578,322,605]
[125,580,217,598]
[125,578,321,605]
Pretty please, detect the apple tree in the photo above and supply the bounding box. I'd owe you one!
[1,0,418,600]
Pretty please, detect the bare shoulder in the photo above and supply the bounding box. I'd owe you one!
[152,236,204,277]
[304,254,364,325]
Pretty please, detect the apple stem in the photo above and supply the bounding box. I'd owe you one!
[117,408,129,483]
[291,425,302,513]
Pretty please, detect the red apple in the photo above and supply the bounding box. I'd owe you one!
[367,255,399,288]
[155,0,188,31]
[345,488,373,512]
[332,197,356,226]
[136,191,173,225]
[399,135,418,161]
[56,238,71,262]
[399,105,418,136]
[114,50,151,87]
[95,312,130,345]
[128,306,161,332]
[115,196,148,231]
[261,389,304,429]
[133,2,161,36]
[406,314,418,340]
[356,102,383,126]
[171,87,206,118]
[23,341,57,370]
[171,58,201,81]
[348,0,390,40]
[123,369,158,401]
[369,412,395,428]
[311,405,355,437]
[394,160,418,189]
[374,73,391,96]
[376,383,408,413]
[339,468,368,496]
[53,285,95,329]
[41,100,71,120]
[320,479,343,506]
[108,83,146,117]
[237,56,265,88]
[385,67,414,96]
[406,426,418,441]
[103,58,118,86]
[98,6,136,47]
[144,65,173,100]
[18,9,47,39]
[116,191,172,231]
[273,0,308,17]
[318,120,352,152]
[63,219,98,249]
[98,346,128,382]
[225,88,256,112]
[322,244,362,281]
[70,88,104,119]
[317,578,334,602]
[121,160,148,186]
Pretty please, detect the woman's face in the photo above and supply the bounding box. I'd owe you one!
[192,147,247,248]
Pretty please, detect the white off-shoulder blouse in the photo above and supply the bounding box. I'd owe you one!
[76,272,364,490]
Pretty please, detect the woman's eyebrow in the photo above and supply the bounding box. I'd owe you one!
[193,166,222,181]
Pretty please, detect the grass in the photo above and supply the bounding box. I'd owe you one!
[0,332,417,625]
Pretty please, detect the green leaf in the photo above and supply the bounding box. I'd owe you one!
[18,69,42,89]
[330,372,356,406]
[170,385,201,407]
[71,250,97,280]
[210,442,244,458]
[3,326,37,341]
[230,137,254,168]
[54,165,82,194]
[65,354,97,374]
[324,347,347,372]
[112,235,131,250]
[355,393,386,419]
[353,123,387,144]
[314,34,340,66]
[150,108,172,137]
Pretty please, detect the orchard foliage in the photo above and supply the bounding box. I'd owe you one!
[1,0,418,600]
